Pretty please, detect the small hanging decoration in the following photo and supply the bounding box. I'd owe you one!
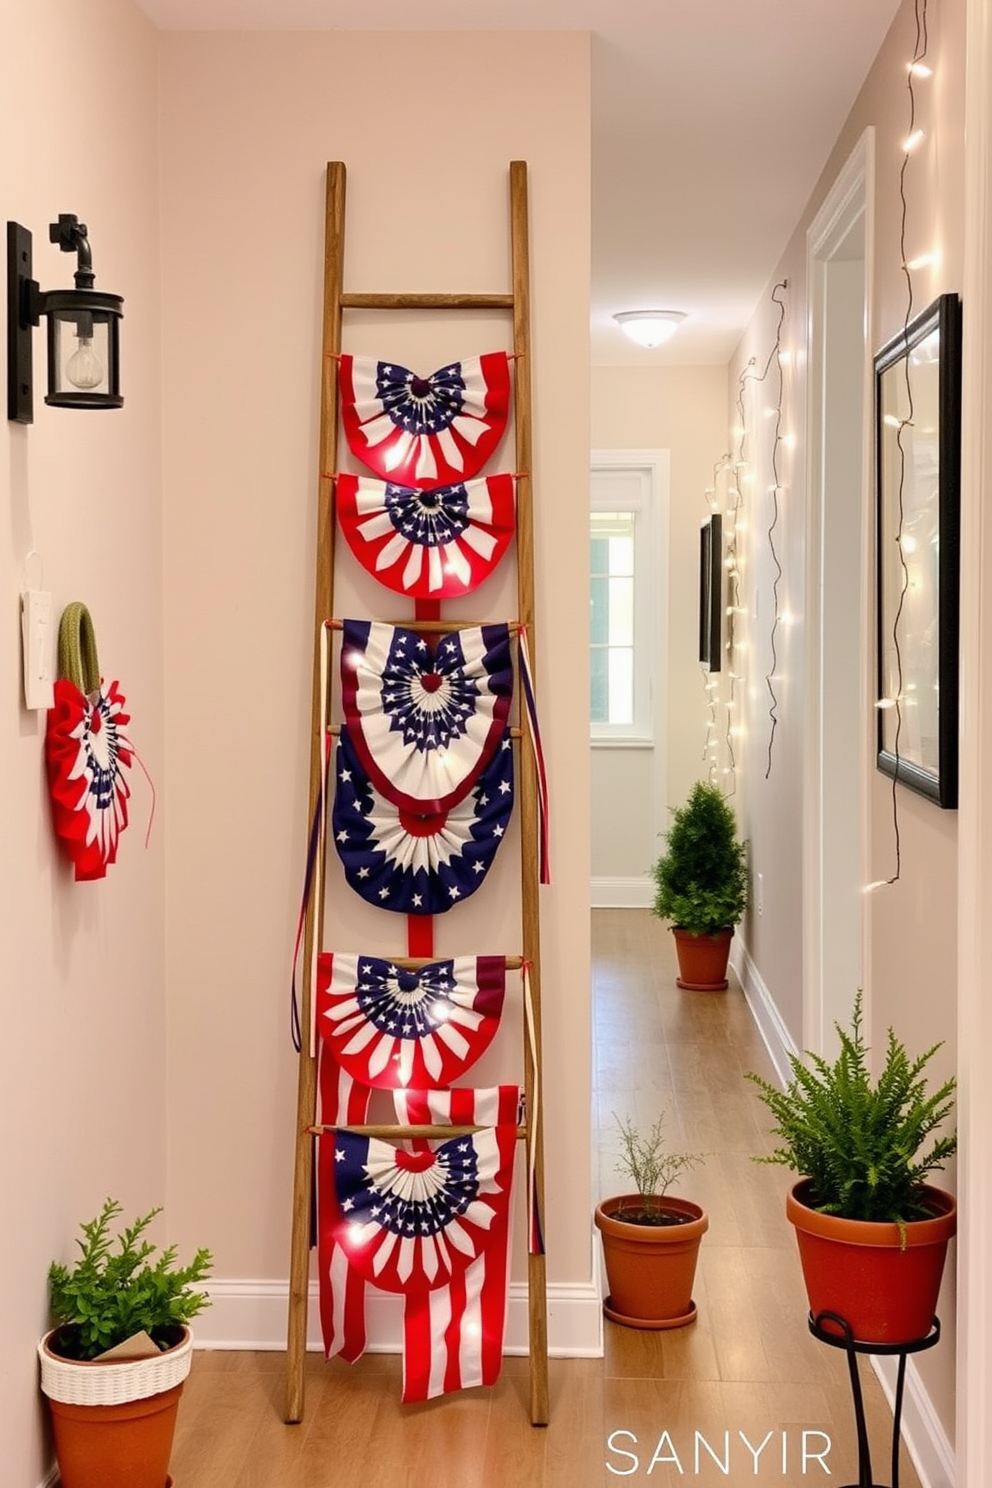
[331,723,514,915]
[44,602,133,881]
[316,953,507,1091]
[340,619,513,814]
[335,472,516,598]
[338,352,511,487]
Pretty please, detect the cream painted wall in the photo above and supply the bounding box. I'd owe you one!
[729,0,963,1448]
[0,2,164,1483]
[158,32,592,1307]
[590,365,730,898]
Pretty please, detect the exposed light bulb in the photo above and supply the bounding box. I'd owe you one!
[65,336,104,391]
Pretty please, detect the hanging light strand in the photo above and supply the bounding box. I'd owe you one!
[763,280,789,780]
[882,0,930,887]
[701,453,732,783]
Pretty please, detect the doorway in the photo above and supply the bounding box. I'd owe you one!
[804,131,874,1055]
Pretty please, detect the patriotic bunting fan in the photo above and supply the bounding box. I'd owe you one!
[45,602,133,882]
[338,353,511,487]
[316,953,506,1090]
[331,722,514,915]
[336,472,516,599]
[317,1085,519,1400]
[340,619,512,815]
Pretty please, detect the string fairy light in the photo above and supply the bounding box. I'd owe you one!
[700,453,732,784]
[880,0,931,887]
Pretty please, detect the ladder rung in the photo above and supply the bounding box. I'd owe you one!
[340,292,514,310]
[308,1123,528,1140]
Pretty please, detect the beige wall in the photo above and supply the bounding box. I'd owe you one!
[730,0,963,1445]
[0,2,163,1483]
[590,365,729,894]
[158,31,593,1303]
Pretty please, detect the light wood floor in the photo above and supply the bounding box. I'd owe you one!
[166,910,922,1487]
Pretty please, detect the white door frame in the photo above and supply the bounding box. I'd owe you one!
[802,129,875,1057]
[957,0,992,1477]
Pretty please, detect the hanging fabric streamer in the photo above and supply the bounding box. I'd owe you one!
[340,619,512,814]
[44,602,134,881]
[331,723,514,915]
[338,353,512,487]
[336,473,516,599]
[316,953,507,1091]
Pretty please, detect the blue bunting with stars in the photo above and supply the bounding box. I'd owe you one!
[331,722,514,915]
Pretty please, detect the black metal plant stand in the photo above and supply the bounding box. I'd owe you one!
[807,1311,941,1488]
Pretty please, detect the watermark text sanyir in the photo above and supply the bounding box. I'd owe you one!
[606,1430,833,1476]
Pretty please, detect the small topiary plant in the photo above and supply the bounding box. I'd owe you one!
[747,992,957,1227]
[611,1112,703,1227]
[651,780,748,936]
[48,1198,213,1361]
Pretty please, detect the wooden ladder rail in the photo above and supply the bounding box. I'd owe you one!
[285,160,548,1427]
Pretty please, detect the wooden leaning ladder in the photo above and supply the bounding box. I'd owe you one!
[284,160,549,1427]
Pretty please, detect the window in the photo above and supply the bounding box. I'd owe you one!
[590,454,665,743]
[591,510,636,726]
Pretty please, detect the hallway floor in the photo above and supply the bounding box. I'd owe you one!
[166,910,922,1487]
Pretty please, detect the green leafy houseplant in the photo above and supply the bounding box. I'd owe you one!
[747,992,957,1226]
[48,1198,213,1361]
[651,781,748,936]
[611,1112,703,1227]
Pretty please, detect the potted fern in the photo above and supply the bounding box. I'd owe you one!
[651,780,748,990]
[594,1112,707,1330]
[39,1198,213,1488]
[747,993,957,1344]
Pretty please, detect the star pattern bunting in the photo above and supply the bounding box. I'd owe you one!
[335,472,516,599]
[45,678,133,881]
[338,353,511,487]
[316,953,506,1090]
[340,620,512,815]
[331,722,514,915]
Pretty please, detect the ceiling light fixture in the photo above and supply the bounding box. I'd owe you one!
[613,310,687,348]
[7,214,123,423]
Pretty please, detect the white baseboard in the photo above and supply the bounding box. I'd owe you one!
[591,876,654,909]
[871,1354,955,1488]
[733,939,955,1488]
[195,1276,604,1358]
[730,937,799,1088]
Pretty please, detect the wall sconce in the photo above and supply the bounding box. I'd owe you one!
[613,310,687,348]
[6,214,123,423]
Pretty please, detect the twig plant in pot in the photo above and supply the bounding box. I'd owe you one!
[651,780,748,991]
[748,993,957,1345]
[594,1112,707,1330]
[39,1199,213,1488]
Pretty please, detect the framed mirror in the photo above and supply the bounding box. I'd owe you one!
[874,292,962,808]
[699,513,722,672]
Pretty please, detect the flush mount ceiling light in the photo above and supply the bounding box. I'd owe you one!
[7,214,123,423]
[613,310,687,348]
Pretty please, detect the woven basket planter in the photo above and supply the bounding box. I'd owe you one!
[39,1326,192,1488]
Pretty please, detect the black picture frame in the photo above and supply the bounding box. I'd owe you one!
[874,291,962,808]
[699,513,722,672]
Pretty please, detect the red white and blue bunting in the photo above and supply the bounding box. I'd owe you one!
[45,678,133,882]
[336,473,516,599]
[316,953,506,1091]
[317,1084,519,1400]
[331,722,513,915]
[340,620,512,815]
[338,353,511,487]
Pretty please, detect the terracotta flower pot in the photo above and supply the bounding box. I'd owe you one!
[595,1194,708,1329]
[671,927,733,990]
[786,1179,957,1345]
[39,1326,192,1488]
